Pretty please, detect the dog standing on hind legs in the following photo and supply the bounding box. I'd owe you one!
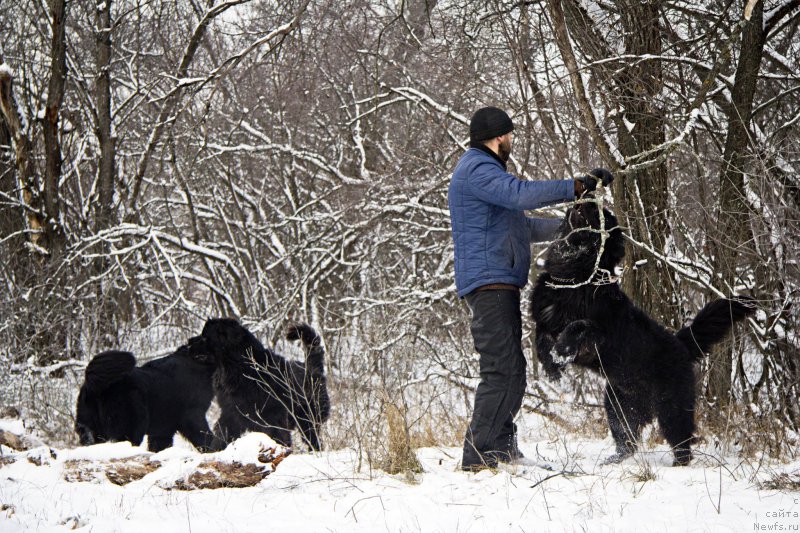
[530,198,756,466]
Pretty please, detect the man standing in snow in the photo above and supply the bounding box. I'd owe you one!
[448,106,613,471]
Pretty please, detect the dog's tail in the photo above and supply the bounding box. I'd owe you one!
[83,350,137,394]
[675,297,756,361]
[286,322,325,375]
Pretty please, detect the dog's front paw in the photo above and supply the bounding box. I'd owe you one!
[551,341,577,366]
[540,358,565,381]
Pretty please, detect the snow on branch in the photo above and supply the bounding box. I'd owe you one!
[545,194,617,290]
[69,224,244,283]
[618,108,702,175]
[205,140,364,186]
[128,0,311,213]
[381,85,469,125]
[621,233,726,298]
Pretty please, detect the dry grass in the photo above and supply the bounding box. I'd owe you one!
[172,445,291,490]
[63,456,161,485]
[380,403,423,476]
[759,472,800,492]
[695,401,798,461]
[61,445,291,489]
[1,504,15,520]
[626,458,658,485]
[26,449,57,467]
[173,461,270,490]
[408,413,468,449]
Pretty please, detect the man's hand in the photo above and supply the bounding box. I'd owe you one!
[575,168,614,195]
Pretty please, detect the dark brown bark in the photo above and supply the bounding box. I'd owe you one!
[42,0,68,254]
[95,0,116,229]
[615,0,676,327]
[708,0,767,404]
[555,0,676,325]
[516,3,572,176]
[0,112,25,265]
[547,0,618,167]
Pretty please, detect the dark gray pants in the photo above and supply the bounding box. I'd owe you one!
[462,289,526,468]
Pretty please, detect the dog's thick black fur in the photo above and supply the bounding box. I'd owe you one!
[75,345,221,452]
[190,318,330,451]
[530,199,755,466]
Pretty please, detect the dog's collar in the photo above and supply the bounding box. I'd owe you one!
[546,269,620,288]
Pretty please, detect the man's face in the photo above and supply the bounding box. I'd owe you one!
[498,133,512,162]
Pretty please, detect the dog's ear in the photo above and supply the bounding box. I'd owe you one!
[203,319,239,346]
[202,320,222,344]
[217,322,234,345]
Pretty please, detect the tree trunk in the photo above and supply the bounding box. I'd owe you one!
[615,0,676,328]
[518,2,572,177]
[95,0,116,229]
[547,0,618,166]
[42,0,68,255]
[708,0,766,405]
[0,115,25,270]
[0,64,47,254]
[554,0,676,326]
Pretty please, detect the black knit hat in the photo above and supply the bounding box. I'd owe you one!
[469,107,514,142]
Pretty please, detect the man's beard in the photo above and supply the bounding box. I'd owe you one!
[498,138,512,162]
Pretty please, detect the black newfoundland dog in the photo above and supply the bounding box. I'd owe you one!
[530,199,755,466]
[187,318,330,451]
[75,344,221,452]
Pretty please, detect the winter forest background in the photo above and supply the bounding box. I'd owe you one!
[0,0,798,464]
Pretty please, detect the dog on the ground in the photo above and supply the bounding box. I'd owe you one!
[530,199,755,466]
[75,344,221,452]
[188,318,330,451]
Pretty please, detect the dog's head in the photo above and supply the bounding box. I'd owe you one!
[198,318,266,361]
[174,335,214,365]
[544,199,625,281]
[74,350,136,446]
[74,388,110,446]
[74,395,99,446]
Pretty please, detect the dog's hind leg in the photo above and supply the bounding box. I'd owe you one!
[298,419,322,451]
[107,392,148,447]
[290,400,322,451]
[213,412,244,446]
[266,426,292,448]
[657,386,697,466]
[179,410,223,452]
[602,384,649,464]
[147,434,174,452]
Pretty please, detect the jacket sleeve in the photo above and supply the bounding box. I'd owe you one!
[467,160,574,211]
[527,217,562,243]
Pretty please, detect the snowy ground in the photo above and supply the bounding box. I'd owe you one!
[1,414,798,533]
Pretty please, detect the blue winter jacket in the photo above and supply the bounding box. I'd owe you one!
[448,147,575,297]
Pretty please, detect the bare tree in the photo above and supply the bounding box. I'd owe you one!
[94,0,115,229]
[0,0,797,454]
